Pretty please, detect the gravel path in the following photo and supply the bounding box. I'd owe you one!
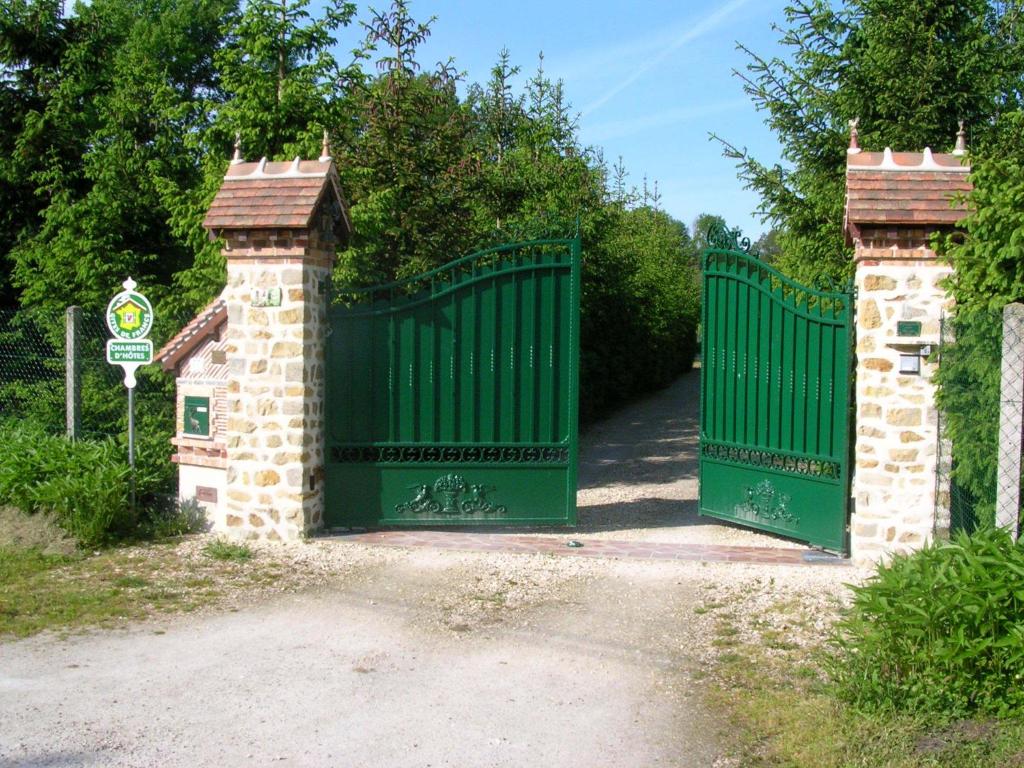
[574,368,802,547]
[0,370,863,767]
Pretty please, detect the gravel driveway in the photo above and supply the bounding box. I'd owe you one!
[0,370,857,767]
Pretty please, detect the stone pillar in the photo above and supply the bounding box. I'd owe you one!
[850,245,953,562]
[203,155,349,541]
[220,230,332,540]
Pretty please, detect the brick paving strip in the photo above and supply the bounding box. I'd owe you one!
[328,529,851,567]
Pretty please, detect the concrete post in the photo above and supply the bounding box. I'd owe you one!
[995,303,1024,540]
[65,306,81,439]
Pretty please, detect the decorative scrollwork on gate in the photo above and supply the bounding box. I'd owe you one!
[734,480,798,525]
[705,221,760,258]
[330,445,570,465]
[395,473,507,517]
[701,442,841,480]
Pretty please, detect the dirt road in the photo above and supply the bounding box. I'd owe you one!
[0,371,850,767]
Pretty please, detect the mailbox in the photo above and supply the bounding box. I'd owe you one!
[184,395,210,437]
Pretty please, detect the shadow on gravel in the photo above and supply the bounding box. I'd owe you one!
[577,371,702,491]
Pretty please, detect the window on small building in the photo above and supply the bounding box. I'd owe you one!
[184,396,211,437]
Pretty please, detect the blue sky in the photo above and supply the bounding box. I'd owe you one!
[339,0,790,240]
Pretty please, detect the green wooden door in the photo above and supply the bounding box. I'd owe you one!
[325,238,581,528]
[699,227,853,553]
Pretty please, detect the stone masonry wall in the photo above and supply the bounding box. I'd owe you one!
[851,247,953,563]
[218,228,332,540]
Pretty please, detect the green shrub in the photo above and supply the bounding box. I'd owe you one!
[0,421,172,547]
[831,527,1024,718]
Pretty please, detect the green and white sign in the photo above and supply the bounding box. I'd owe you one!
[106,339,153,365]
[106,277,154,341]
[106,277,155,389]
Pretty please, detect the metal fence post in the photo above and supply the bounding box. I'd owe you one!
[996,303,1024,540]
[65,306,81,439]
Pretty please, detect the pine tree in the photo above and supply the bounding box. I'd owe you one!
[720,0,1022,285]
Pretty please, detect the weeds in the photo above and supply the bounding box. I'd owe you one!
[202,539,254,562]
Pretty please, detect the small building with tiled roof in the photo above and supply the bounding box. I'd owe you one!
[155,299,229,518]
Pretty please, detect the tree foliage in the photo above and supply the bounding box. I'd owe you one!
[0,0,710,426]
[723,0,1024,285]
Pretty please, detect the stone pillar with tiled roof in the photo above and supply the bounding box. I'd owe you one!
[843,126,970,563]
[202,140,350,540]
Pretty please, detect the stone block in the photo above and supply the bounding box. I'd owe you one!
[863,357,893,372]
[254,469,280,487]
[859,299,881,329]
[889,448,919,462]
[863,274,897,291]
[887,408,922,426]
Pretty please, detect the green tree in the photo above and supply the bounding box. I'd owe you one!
[935,110,1024,522]
[167,0,358,314]
[5,0,231,315]
[334,0,478,285]
[0,0,68,307]
[720,0,1023,286]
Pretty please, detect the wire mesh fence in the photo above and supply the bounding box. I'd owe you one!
[0,305,192,441]
[935,306,1023,537]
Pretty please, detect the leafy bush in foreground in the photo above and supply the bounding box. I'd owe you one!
[831,528,1024,718]
[0,421,169,547]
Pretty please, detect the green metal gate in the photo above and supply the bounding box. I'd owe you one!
[324,237,581,528]
[699,227,853,552]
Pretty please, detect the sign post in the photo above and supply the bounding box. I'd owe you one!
[106,278,154,511]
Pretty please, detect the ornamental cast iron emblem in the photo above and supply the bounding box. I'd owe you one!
[396,473,507,516]
[734,480,798,525]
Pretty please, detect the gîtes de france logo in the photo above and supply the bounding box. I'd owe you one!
[106,278,154,341]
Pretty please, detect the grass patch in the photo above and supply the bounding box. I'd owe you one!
[202,539,254,562]
[0,539,281,639]
[707,599,1024,767]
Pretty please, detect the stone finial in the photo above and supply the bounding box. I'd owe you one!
[952,120,968,156]
[847,117,861,155]
[319,129,332,162]
[231,133,244,165]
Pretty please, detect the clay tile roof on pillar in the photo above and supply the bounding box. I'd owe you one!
[845,148,972,229]
[155,298,227,372]
[202,157,349,233]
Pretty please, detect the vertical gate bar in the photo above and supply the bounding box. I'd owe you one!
[821,320,836,458]
[794,307,808,454]
[567,235,582,523]
[388,308,398,442]
[400,307,416,442]
[540,259,555,443]
[699,262,710,442]
[779,295,794,452]
[520,255,538,444]
[483,270,498,443]
[757,274,765,450]
[744,269,756,446]
[717,266,728,442]
[465,278,479,442]
[716,268,724,442]
[441,285,456,442]
[556,262,568,442]
[810,313,824,456]
[723,274,735,443]
[737,271,748,445]
[426,299,438,443]
[499,265,517,442]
